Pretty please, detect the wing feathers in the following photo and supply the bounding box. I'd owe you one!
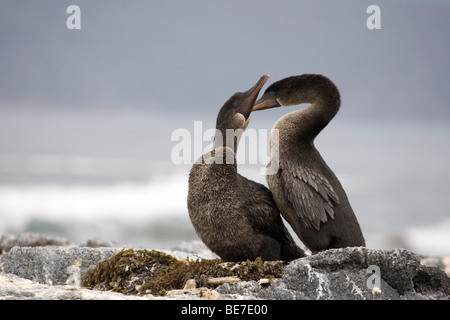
[281,164,339,230]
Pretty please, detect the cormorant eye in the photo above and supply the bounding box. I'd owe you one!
[269,91,275,96]
[232,103,238,108]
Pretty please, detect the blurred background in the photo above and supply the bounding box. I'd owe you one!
[0,1,449,256]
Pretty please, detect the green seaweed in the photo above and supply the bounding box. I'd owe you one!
[82,248,286,296]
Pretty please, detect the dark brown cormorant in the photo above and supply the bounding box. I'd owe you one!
[252,74,365,253]
[187,75,305,262]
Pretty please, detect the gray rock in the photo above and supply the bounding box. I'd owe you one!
[271,247,403,300]
[0,246,120,286]
[1,238,449,300]
[167,240,220,260]
[84,238,120,248]
[413,265,450,299]
[0,233,73,253]
[0,273,202,300]
[282,247,420,298]
[216,247,450,300]
[216,281,262,300]
[421,255,450,277]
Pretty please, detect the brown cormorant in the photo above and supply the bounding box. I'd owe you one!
[252,74,365,253]
[187,75,305,262]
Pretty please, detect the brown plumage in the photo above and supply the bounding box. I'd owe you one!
[253,74,365,253]
[187,75,305,262]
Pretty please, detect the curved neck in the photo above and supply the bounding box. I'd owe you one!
[287,77,341,141]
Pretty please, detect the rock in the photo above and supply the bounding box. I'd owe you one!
[413,265,450,299]
[421,255,450,277]
[265,247,408,299]
[0,244,208,300]
[216,280,264,300]
[168,240,220,260]
[84,238,119,248]
[207,276,241,285]
[0,235,449,300]
[0,272,205,300]
[216,247,450,300]
[0,233,73,253]
[0,246,120,286]
[166,287,222,300]
[445,258,450,277]
[284,247,419,298]
[0,272,148,300]
[183,278,197,289]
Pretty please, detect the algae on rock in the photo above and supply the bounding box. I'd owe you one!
[82,248,286,296]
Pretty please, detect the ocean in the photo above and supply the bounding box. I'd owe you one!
[0,107,449,256]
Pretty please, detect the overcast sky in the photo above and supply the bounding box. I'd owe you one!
[1,0,449,122]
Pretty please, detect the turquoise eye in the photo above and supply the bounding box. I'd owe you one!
[269,91,275,96]
[232,103,238,108]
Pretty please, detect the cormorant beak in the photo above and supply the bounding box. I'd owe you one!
[252,94,281,111]
[238,74,270,119]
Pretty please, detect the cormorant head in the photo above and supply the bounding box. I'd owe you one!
[216,74,269,132]
[253,74,336,111]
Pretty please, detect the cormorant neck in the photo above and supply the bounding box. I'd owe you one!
[212,127,241,163]
[288,76,341,141]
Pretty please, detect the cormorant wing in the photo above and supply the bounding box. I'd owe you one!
[238,175,290,239]
[277,161,340,230]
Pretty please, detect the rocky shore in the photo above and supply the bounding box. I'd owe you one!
[1,233,449,300]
